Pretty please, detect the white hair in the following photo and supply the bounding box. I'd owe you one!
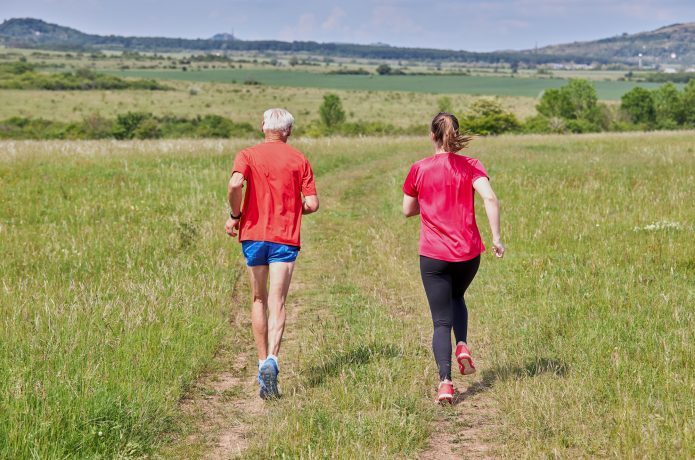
[263,108,294,133]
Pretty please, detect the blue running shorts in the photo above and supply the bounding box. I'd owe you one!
[241,240,300,266]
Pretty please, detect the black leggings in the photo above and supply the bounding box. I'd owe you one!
[420,255,480,381]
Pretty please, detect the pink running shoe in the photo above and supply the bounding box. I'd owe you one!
[437,381,454,403]
[455,342,477,375]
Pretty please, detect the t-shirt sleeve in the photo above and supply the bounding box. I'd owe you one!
[470,158,489,182]
[402,163,419,197]
[232,150,250,178]
[301,159,317,196]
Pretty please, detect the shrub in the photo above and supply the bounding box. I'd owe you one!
[537,79,604,132]
[113,112,152,140]
[620,87,656,126]
[682,80,695,126]
[376,64,392,75]
[652,83,683,127]
[319,94,346,129]
[437,96,453,113]
[133,118,162,139]
[462,99,520,135]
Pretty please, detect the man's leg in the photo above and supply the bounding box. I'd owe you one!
[267,261,295,357]
[248,265,269,361]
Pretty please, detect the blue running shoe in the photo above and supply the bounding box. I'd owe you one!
[259,358,279,399]
[257,369,268,399]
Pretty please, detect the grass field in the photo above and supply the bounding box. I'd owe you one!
[0,81,538,127]
[108,68,678,100]
[1,132,693,458]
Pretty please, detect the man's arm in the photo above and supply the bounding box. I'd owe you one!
[228,172,244,215]
[402,194,420,217]
[473,177,505,258]
[302,194,319,215]
[225,172,245,237]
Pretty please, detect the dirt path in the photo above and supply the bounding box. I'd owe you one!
[160,146,505,458]
[419,354,501,459]
[159,264,310,459]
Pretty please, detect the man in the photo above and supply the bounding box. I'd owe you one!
[225,108,319,400]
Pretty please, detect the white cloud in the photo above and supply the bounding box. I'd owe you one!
[322,6,345,31]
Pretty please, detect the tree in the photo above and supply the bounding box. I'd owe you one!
[536,79,604,132]
[376,64,392,75]
[463,99,520,135]
[319,93,346,129]
[620,87,656,125]
[289,56,299,67]
[651,83,682,127]
[682,80,695,126]
[538,79,598,121]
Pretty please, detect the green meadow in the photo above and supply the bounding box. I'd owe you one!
[1,132,693,458]
[108,68,676,100]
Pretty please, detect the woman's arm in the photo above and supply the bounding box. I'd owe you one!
[402,194,420,217]
[473,177,505,258]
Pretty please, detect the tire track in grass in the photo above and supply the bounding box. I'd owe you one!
[163,140,504,458]
[155,265,264,459]
[347,160,504,459]
[159,144,403,459]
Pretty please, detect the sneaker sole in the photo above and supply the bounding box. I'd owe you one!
[457,353,477,376]
[437,394,453,404]
[260,366,279,399]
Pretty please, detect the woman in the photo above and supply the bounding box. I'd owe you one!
[402,112,505,403]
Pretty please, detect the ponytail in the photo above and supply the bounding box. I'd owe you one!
[431,112,472,152]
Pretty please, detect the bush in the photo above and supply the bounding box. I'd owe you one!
[621,87,656,126]
[652,83,683,127]
[319,94,346,129]
[376,64,392,75]
[0,113,258,140]
[537,79,605,132]
[81,113,114,139]
[437,96,453,113]
[133,118,162,139]
[0,63,170,91]
[462,99,520,135]
[114,112,152,140]
[682,80,695,126]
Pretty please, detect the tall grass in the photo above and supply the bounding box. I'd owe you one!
[0,140,249,458]
[1,133,693,458]
[239,133,694,458]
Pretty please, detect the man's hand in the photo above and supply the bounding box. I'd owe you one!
[225,217,240,237]
[492,239,506,258]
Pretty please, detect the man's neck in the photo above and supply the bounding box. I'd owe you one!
[264,132,287,143]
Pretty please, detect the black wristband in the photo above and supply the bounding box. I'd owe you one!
[230,211,242,219]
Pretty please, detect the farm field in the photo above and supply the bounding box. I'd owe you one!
[108,68,677,99]
[0,82,538,126]
[1,132,693,458]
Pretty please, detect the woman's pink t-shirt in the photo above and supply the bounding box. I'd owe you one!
[403,153,488,262]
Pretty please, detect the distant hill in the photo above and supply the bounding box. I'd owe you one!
[0,18,602,65]
[2,17,694,66]
[211,33,236,41]
[524,23,695,67]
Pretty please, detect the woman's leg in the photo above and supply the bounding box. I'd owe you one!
[420,255,454,381]
[451,256,481,344]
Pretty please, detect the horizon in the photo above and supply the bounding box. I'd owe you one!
[2,0,695,52]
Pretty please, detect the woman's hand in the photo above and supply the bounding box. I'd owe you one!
[492,239,505,258]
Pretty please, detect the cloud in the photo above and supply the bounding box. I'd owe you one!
[321,6,345,31]
[279,12,316,41]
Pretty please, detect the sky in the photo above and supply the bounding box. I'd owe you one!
[2,0,694,52]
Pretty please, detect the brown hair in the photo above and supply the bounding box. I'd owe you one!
[431,112,472,153]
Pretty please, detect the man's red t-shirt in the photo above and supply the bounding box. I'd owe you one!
[403,153,488,262]
[233,141,316,247]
